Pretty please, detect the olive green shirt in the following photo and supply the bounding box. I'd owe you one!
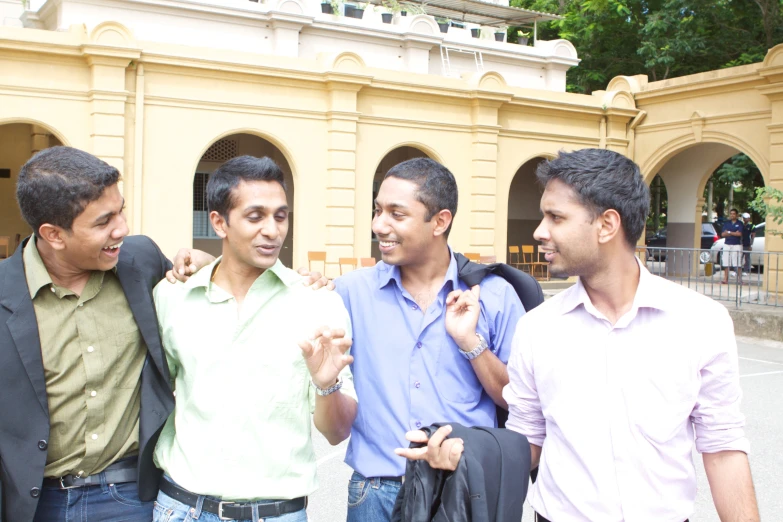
[24,239,146,478]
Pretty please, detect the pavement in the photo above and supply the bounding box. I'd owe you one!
[306,336,783,522]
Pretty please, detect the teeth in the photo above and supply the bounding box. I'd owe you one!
[380,241,398,247]
[105,241,123,250]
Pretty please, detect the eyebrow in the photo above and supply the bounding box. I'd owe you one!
[244,204,289,213]
[374,200,409,211]
[94,198,125,225]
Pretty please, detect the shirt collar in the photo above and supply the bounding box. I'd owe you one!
[378,248,460,294]
[23,237,115,299]
[559,256,669,317]
[184,257,301,293]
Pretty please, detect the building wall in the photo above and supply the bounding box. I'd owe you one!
[0,124,33,245]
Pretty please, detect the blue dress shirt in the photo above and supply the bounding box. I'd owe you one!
[335,252,525,478]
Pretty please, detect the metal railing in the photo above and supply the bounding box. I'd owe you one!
[636,247,782,308]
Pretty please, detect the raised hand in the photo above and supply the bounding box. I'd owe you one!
[166,248,215,283]
[296,267,335,291]
[394,425,464,471]
[298,326,353,390]
[444,285,481,352]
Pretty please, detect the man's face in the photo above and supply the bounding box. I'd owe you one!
[372,177,440,267]
[59,183,128,272]
[214,180,289,270]
[743,216,750,224]
[730,210,738,221]
[534,179,603,279]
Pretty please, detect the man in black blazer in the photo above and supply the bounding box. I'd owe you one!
[0,147,188,521]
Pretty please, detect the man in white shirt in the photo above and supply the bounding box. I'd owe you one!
[398,148,759,522]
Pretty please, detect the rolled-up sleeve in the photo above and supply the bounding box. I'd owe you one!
[691,309,749,454]
[503,318,546,446]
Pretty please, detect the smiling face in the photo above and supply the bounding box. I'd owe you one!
[211,179,289,271]
[54,183,129,272]
[372,176,446,267]
[534,179,603,279]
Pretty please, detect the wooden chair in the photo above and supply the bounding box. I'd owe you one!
[534,246,550,281]
[479,255,496,264]
[464,252,481,262]
[339,257,358,275]
[307,251,326,272]
[360,257,376,267]
[508,246,521,269]
[0,236,10,259]
[519,245,536,274]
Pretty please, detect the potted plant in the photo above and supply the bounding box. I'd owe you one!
[436,17,450,33]
[470,27,480,38]
[375,5,393,23]
[494,30,505,42]
[451,21,465,29]
[516,30,530,45]
[400,1,425,16]
[351,2,368,19]
[322,0,341,14]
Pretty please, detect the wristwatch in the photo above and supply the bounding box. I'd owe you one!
[460,333,488,360]
[312,377,344,396]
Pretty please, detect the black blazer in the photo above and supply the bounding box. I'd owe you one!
[392,423,531,522]
[0,235,175,522]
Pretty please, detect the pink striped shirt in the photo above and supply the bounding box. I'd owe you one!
[504,261,748,522]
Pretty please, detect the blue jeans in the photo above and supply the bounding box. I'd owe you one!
[33,476,153,522]
[153,477,308,522]
[346,471,402,522]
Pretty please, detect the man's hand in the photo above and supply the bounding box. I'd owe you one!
[166,248,215,283]
[445,285,481,351]
[297,267,335,291]
[298,326,353,389]
[394,425,464,471]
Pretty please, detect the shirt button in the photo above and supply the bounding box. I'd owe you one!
[37,440,47,450]
[414,381,421,388]
[78,303,84,307]
[415,342,422,349]
[91,434,98,440]
[415,421,422,428]
[87,346,94,353]
[90,391,97,397]
[411,305,418,310]
[50,287,55,293]
[30,487,41,498]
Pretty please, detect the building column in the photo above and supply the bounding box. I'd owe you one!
[84,48,139,199]
[323,79,365,277]
[30,125,51,154]
[469,99,503,256]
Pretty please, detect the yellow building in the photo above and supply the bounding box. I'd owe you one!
[1,0,781,278]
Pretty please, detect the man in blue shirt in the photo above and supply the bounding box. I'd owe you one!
[334,158,524,521]
[721,208,744,284]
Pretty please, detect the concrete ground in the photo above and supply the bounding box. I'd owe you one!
[306,336,783,522]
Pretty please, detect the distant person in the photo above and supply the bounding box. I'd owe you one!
[401,149,759,522]
[721,208,744,284]
[741,212,755,274]
[151,156,357,521]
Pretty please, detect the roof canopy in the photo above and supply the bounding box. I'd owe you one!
[368,0,562,27]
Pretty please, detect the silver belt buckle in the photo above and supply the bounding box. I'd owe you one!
[218,501,243,521]
[59,476,80,490]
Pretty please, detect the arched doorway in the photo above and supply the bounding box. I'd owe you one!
[192,133,295,268]
[369,146,432,260]
[506,157,547,253]
[0,122,63,258]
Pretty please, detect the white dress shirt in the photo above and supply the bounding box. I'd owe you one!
[504,260,748,522]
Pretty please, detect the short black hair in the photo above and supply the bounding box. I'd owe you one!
[536,149,650,248]
[16,146,121,236]
[384,158,458,237]
[207,155,287,222]
[730,208,738,214]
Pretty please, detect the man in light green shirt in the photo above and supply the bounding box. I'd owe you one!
[152,155,357,522]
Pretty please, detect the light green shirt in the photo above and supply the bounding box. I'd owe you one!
[152,258,356,501]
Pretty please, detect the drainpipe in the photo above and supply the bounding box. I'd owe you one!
[133,63,145,234]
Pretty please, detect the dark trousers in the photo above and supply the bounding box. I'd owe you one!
[33,475,152,522]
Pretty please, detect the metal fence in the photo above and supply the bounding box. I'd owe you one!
[636,246,782,308]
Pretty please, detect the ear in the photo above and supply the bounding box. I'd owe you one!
[37,224,67,251]
[597,209,623,245]
[431,209,453,238]
[209,211,228,239]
